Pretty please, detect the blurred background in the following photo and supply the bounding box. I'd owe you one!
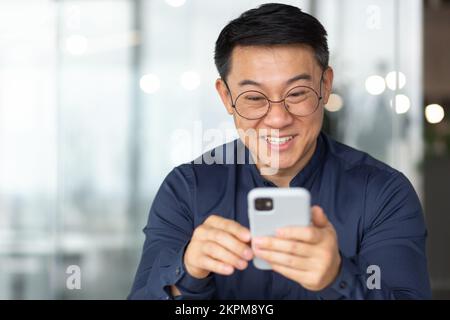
[0,0,449,299]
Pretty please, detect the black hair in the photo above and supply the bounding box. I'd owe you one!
[214,3,329,80]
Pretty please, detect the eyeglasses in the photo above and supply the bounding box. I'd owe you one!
[224,72,324,120]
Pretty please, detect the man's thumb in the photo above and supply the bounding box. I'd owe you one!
[311,206,329,228]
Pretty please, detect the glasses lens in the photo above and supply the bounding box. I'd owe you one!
[235,91,269,119]
[285,86,319,116]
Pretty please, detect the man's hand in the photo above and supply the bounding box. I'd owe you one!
[183,215,254,279]
[252,206,341,291]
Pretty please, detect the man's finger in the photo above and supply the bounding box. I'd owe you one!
[253,248,311,270]
[252,236,313,257]
[196,226,253,260]
[270,262,309,284]
[311,206,329,228]
[199,256,234,276]
[275,226,322,243]
[202,241,248,270]
[205,215,251,242]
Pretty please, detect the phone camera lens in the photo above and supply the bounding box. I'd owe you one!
[255,198,273,211]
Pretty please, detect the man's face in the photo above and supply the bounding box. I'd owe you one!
[216,45,333,171]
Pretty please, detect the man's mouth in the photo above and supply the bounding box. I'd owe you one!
[263,135,295,145]
[259,135,297,151]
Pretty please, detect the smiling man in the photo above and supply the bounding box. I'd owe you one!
[129,3,431,300]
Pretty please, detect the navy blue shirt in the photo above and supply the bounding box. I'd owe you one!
[129,132,431,299]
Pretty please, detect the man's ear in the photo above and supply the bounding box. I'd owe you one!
[215,78,234,115]
[321,67,334,105]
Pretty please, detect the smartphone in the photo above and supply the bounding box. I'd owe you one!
[248,187,311,270]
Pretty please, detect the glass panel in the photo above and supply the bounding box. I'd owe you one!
[316,0,423,195]
[0,0,58,299]
[57,0,136,299]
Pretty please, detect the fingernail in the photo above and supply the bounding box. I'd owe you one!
[243,248,253,260]
[241,232,251,241]
[276,229,284,236]
[223,265,233,274]
[238,260,247,269]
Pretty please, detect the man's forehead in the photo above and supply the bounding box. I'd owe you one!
[227,45,319,88]
[229,45,318,77]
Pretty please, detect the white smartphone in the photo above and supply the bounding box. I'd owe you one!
[248,187,311,270]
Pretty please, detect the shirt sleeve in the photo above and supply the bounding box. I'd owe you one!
[128,165,216,300]
[318,171,431,300]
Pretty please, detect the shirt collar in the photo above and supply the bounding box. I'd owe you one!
[243,132,326,188]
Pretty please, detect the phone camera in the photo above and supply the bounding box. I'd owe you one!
[255,198,273,211]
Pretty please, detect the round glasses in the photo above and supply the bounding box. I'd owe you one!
[231,86,322,120]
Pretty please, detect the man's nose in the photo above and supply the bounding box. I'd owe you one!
[263,100,294,128]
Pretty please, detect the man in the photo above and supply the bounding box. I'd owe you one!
[129,3,431,299]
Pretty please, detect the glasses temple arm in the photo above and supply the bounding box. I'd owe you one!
[222,79,235,107]
[319,70,325,100]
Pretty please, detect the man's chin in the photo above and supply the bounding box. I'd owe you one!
[257,156,297,171]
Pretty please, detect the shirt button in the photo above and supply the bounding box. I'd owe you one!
[339,281,347,289]
[175,267,181,275]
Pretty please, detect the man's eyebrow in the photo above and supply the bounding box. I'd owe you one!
[238,73,312,87]
[286,73,312,85]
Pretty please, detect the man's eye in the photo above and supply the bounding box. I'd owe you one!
[288,91,306,98]
[246,96,264,101]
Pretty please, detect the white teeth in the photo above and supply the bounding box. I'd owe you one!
[265,136,294,144]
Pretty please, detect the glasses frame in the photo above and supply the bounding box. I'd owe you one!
[223,70,325,120]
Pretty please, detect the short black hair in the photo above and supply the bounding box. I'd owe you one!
[214,3,329,80]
